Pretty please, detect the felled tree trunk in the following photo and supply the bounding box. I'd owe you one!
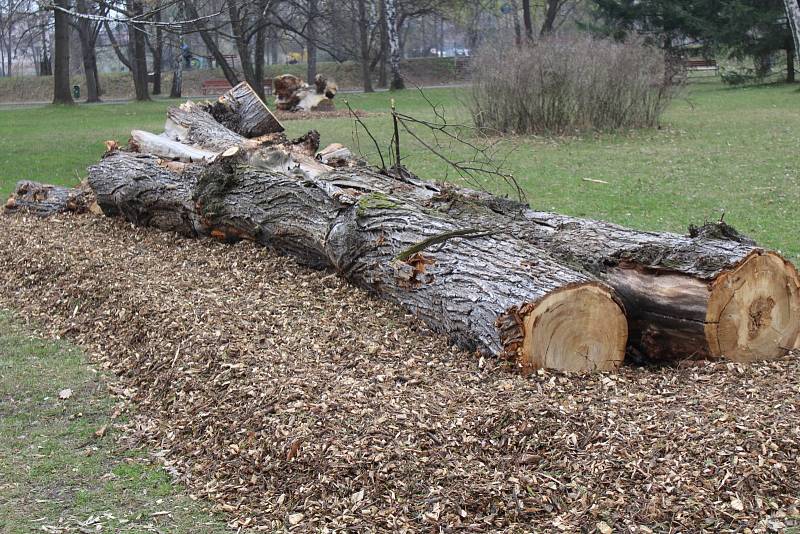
[4,181,92,216]
[135,82,800,364]
[513,211,800,362]
[87,149,628,372]
[393,182,800,363]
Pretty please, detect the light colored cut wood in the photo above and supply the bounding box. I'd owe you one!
[706,251,800,361]
[520,284,627,372]
[130,130,216,163]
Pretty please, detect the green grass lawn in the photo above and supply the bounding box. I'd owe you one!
[0,80,797,259]
[0,312,229,533]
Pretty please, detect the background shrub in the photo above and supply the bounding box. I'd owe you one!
[468,36,682,135]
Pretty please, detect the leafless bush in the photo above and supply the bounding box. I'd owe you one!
[469,35,683,135]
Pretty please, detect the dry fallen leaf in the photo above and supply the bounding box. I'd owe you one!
[731,497,744,511]
[287,513,303,525]
[58,388,72,400]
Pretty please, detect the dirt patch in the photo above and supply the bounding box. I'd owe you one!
[273,108,378,121]
[0,213,798,531]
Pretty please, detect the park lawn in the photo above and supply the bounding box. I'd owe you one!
[0,311,229,533]
[0,80,797,258]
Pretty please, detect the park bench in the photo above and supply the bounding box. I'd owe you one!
[685,58,719,75]
[201,79,274,96]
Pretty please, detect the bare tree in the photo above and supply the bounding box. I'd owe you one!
[785,0,800,64]
[357,0,373,91]
[52,0,74,103]
[384,0,403,89]
[74,0,104,101]
[307,0,317,80]
[521,0,532,40]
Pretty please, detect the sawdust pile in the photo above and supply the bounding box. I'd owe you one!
[1,214,799,532]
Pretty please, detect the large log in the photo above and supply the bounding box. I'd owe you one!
[93,80,800,364]
[398,185,799,362]
[87,149,628,372]
[147,88,800,363]
[513,211,800,362]
[4,181,92,217]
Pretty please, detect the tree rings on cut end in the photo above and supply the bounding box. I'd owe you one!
[706,251,800,361]
[519,284,628,372]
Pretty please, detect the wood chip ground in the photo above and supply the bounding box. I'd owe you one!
[1,214,798,532]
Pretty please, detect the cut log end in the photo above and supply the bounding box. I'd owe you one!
[706,251,800,361]
[520,284,628,372]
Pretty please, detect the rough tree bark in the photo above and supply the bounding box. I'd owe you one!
[341,180,800,363]
[52,0,74,105]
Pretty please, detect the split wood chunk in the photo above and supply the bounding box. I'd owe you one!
[130,130,216,163]
[4,181,92,217]
[204,82,284,137]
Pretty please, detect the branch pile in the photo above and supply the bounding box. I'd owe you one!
[5,82,799,371]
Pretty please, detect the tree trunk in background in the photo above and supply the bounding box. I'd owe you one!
[788,44,796,82]
[151,5,163,95]
[169,11,183,98]
[76,0,101,102]
[307,0,318,82]
[228,1,263,100]
[128,0,150,102]
[378,0,388,87]
[52,0,74,104]
[254,24,266,98]
[784,0,800,63]
[270,33,279,64]
[521,0,533,41]
[384,0,403,89]
[511,0,522,45]
[40,17,53,76]
[358,0,374,92]
[540,0,559,35]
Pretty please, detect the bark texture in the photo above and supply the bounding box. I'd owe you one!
[5,181,91,216]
